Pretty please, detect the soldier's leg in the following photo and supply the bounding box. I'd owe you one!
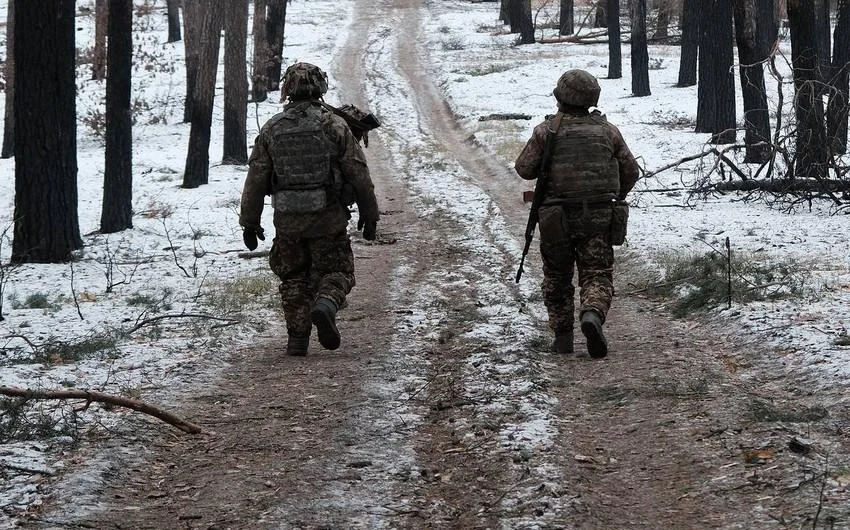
[538,206,576,353]
[269,235,312,355]
[308,231,355,350]
[576,234,614,358]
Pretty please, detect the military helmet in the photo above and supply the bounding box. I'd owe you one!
[552,69,601,107]
[281,62,328,100]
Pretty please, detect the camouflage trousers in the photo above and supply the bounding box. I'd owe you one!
[269,231,355,335]
[537,205,614,334]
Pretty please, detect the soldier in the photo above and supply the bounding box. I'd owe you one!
[239,62,380,356]
[515,69,639,358]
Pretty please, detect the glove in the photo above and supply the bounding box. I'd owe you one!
[242,226,265,250]
[357,217,377,241]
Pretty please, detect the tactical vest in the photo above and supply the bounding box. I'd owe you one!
[546,113,620,202]
[268,104,339,214]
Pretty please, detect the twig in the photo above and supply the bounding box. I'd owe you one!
[127,312,240,335]
[1,462,55,476]
[0,386,202,434]
[69,260,84,321]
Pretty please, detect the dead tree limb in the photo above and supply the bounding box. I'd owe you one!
[128,312,240,334]
[0,386,202,434]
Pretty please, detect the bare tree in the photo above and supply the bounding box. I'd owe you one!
[182,0,202,123]
[827,0,849,154]
[12,0,83,263]
[251,0,268,102]
[500,0,510,25]
[166,0,182,43]
[223,0,249,164]
[696,0,737,144]
[815,0,832,79]
[182,1,223,188]
[631,0,651,96]
[607,0,622,79]
[560,0,574,35]
[1,0,15,159]
[509,0,535,44]
[92,0,108,80]
[265,0,288,92]
[101,0,134,233]
[677,0,699,87]
[653,0,672,41]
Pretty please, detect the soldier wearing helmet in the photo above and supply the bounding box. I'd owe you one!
[515,69,639,358]
[240,62,380,356]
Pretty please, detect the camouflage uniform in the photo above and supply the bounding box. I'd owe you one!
[515,70,639,356]
[240,64,379,352]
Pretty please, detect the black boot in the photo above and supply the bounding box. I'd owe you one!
[286,333,309,356]
[311,297,341,350]
[551,331,574,354]
[580,310,608,359]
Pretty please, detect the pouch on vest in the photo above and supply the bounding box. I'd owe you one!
[609,200,629,245]
[538,205,569,247]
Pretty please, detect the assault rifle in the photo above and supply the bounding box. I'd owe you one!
[321,102,381,147]
[515,113,563,283]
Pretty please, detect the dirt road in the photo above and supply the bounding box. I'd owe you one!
[30,0,850,528]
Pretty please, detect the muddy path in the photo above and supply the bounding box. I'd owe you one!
[28,0,850,528]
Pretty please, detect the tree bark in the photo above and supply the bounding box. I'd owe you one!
[560,0,574,35]
[1,0,15,159]
[12,0,82,263]
[595,4,607,28]
[265,0,287,92]
[223,0,249,164]
[92,0,108,80]
[677,0,699,87]
[788,0,830,179]
[500,0,511,25]
[607,0,622,79]
[182,1,223,188]
[631,0,651,95]
[653,0,671,40]
[696,0,737,144]
[166,0,182,43]
[815,0,832,80]
[827,0,849,154]
[183,0,203,123]
[251,0,268,102]
[101,0,134,234]
[509,0,535,44]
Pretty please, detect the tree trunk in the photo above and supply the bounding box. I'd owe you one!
[732,0,773,163]
[92,0,108,80]
[12,0,82,263]
[101,0,134,234]
[265,0,287,92]
[251,0,268,102]
[560,0,574,35]
[508,0,535,44]
[631,0,651,95]
[183,0,203,123]
[595,4,607,28]
[182,1,223,188]
[696,0,737,144]
[677,0,699,87]
[607,0,622,79]
[787,0,830,179]
[223,0,249,165]
[827,0,849,154]
[815,0,832,80]
[1,0,15,159]
[500,0,511,25]
[166,0,182,43]
[653,0,671,40]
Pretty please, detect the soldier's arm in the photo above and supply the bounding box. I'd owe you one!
[239,135,273,230]
[332,117,380,221]
[610,124,640,198]
[514,124,547,180]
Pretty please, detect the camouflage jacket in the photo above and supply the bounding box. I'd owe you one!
[240,100,380,238]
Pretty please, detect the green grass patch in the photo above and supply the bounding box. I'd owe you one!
[202,272,279,313]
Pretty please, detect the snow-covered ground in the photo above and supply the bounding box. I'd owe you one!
[1,0,849,525]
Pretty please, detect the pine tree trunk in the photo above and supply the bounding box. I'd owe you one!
[92,0,108,80]
[607,0,622,79]
[677,0,699,87]
[166,0,181,43]
[1,0,15,159]
[653,0,671,40]
[223,0,249,165]
[183,1,222,188]
[696,0,736,144]
[815,0,832,80]
[500,0,510,25]
[509,0,535,44]
[12,0,82,263]
[251,0,268,102]
[183,0,202,123]
[560,0,574,35]
[631,0,651,95]
[101,0,134,233]
[732,0,772,163]
[827,0,849,154]
[595,5,607,28]
[265,0,287,92]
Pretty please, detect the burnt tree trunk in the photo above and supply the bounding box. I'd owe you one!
[827,0,849,154]
[607,0,622,79]
[183,0,202,123]
[509,0,535,44]
[2,0,15,159]
[92,0,108,80]
[101,0,134,233]
[265,0,287,92]
[223,0,249,164]
[815,0,832,79]
[560,0,574,35]
[166,0,181,43]
[182,1,223,188]
[12,0,82,263]
[631,0,651,95]
[677,0,699,87]
[788,0,830,179]
[696,0,737,144]
[251,0,268,102]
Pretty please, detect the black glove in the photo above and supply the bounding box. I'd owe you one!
[242,226,265,251]
[357,217,377,241]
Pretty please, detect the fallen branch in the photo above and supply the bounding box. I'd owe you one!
[0,386,202,434]
[128,312,240,334]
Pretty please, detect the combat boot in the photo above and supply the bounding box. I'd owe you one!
[551,331,574,354]
[310,297,341,350]
[286,333,309,356]
[580,310,608,359]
